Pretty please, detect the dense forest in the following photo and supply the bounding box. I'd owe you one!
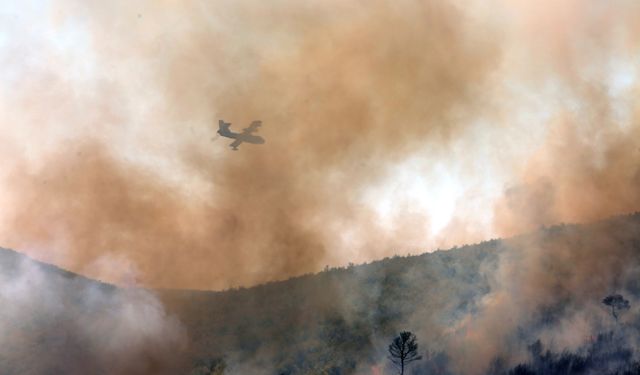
[2,213,640,374]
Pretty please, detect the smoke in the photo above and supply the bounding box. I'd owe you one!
[446,215,640,374]
[1,0,640,362]
[493,0,640,235]
[452,3,640,368]
[3,2,640,374]
[0,0,503,289]
[444,3,640,369]
[0,249,187,374]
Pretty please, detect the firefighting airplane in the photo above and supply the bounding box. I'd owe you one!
[217,120,265,150]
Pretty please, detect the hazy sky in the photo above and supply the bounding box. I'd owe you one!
[1,0,639,289]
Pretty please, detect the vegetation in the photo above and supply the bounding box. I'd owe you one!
[603,294,630,323]
[161,238,500,373]
[490,331,640,375]
[190,357,227,375]
[3,213,640,374]
[388,331,422,375]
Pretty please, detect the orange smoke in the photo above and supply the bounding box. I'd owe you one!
[0,0,639,290]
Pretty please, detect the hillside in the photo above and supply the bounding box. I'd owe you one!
[2,213,640,374]
[0,248,185,375]
[160,239,500,373]
[162,212,640,374]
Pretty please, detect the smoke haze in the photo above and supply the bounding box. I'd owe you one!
[0,0,639,290]
[0,248,187,374]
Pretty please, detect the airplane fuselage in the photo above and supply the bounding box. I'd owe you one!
[222,132,265,144]
[218,130,264,143]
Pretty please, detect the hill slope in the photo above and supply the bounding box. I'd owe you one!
[162,239,500,373]
[0,248,185,375]
[161,212,640,374]
[3,213,640,374]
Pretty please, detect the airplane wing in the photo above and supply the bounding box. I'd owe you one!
[229,139,243,149]
[242,121,262,134]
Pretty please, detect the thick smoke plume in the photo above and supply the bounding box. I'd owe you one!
[0,0,501,289]
[0,0,639,292]
[447,2,640,372]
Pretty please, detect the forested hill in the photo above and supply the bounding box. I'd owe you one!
[161,212,640,374]
[3,212,640,374]
[161,237,502,373]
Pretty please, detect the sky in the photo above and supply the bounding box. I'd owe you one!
[0,0,639,289]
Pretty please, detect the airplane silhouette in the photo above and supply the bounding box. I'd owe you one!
[217,120,265,150]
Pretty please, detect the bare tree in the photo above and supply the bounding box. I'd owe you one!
[602,294,630,323]
[388,331,422,375]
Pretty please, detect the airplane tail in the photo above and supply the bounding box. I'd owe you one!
[218,120,235,137]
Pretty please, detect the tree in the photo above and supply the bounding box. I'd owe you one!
[388,331,422,375]
[602,294,630,323]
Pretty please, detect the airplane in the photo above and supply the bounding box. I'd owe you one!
[217,120,265,150]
